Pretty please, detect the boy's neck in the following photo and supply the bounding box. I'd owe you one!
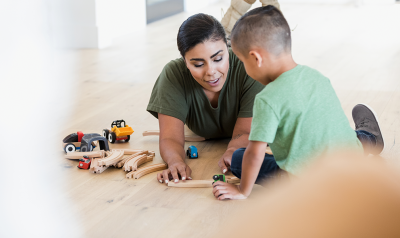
[265,54,297,84]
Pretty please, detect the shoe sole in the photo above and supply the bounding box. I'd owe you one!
[357,103,385,154]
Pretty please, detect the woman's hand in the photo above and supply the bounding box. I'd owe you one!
[157,160,192,184]
[218,148,235,174]
[212,181,247,200]
[219,117,252,173]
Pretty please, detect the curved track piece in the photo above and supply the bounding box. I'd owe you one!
[117,150,146,168]
[98,150,124,167]
[124,154,147,172]
[126,163,167,179]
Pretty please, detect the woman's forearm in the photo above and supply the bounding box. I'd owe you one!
[226,133,250,152]
[159,137,186,165]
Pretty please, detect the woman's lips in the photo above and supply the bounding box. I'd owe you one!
[206,77,220,87]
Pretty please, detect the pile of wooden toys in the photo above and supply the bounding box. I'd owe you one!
[62,119,167,179]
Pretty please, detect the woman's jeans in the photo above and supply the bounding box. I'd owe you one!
[230,130,376,184]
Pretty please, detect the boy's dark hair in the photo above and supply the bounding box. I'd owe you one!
[231,5,291,56]
[177,13,227,58]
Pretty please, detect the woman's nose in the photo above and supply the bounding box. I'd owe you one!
[206,66,215,76]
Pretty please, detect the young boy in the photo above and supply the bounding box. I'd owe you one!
[212,5,384,200]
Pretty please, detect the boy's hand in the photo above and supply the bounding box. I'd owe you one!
[218,149,235,174]
[212,181,247,200]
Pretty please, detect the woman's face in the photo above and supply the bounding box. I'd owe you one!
[184,40,229,93]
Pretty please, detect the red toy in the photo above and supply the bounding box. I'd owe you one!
[77,155,91,170]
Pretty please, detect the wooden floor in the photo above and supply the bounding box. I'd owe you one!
[40,1,400,237]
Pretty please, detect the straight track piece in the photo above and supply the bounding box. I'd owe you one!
[65,150,105,160]
[122,149,145,155]
[167,180,214,188]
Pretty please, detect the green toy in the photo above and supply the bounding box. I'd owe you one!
[213,174,226,183]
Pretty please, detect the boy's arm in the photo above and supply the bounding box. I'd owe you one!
[213,140,267,200]
[239,140,267,196]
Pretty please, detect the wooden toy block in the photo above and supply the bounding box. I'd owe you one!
[142,130,206,142]
[127,163,168,179]
[167,180,214,188]
[65,150,105,159]
[97,150,124,167]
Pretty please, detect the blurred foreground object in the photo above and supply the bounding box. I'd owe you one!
[213,155,400,238]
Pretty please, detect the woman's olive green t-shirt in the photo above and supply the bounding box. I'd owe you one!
[147,49,264,139]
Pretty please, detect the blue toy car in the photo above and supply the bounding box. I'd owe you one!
[186,145,198,159]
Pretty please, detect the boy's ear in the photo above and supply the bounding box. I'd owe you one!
[249,50,263,68]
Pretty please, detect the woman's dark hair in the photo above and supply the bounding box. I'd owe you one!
[177,13,227,58]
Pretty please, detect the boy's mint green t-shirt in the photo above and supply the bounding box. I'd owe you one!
[249,65,363,175]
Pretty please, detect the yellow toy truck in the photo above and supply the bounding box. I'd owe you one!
[102,120,134,143]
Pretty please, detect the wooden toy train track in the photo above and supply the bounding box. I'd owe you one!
[126,163,168,179]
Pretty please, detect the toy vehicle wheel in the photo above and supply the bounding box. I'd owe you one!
[186,150,189,157]
[102,129,109,138]
[80,145,88,152]
[125,135,130,142]
[64,143,76,153]
[108,132,116,143]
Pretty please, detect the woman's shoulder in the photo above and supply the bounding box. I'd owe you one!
[160,57,191,83]
[164,57,186,73]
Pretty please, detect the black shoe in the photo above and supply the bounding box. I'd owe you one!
[352,104,384,155]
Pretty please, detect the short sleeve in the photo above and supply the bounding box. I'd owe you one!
[237,76,265,118]
[146,60,189,122]
[249,97,280,143]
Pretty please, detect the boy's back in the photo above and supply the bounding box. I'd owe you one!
[249,65,363,175]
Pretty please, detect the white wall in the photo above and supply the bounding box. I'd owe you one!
[278,0,395,4]
[0,1,80,237]
[185,0,220,12]
[50,0,146,49]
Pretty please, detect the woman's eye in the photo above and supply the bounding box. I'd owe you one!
[214,57,222,62]
[194,64,203,68]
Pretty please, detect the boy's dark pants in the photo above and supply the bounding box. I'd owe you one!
[231,130,376,183]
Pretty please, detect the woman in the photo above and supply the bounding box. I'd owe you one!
[147,13,264,183]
